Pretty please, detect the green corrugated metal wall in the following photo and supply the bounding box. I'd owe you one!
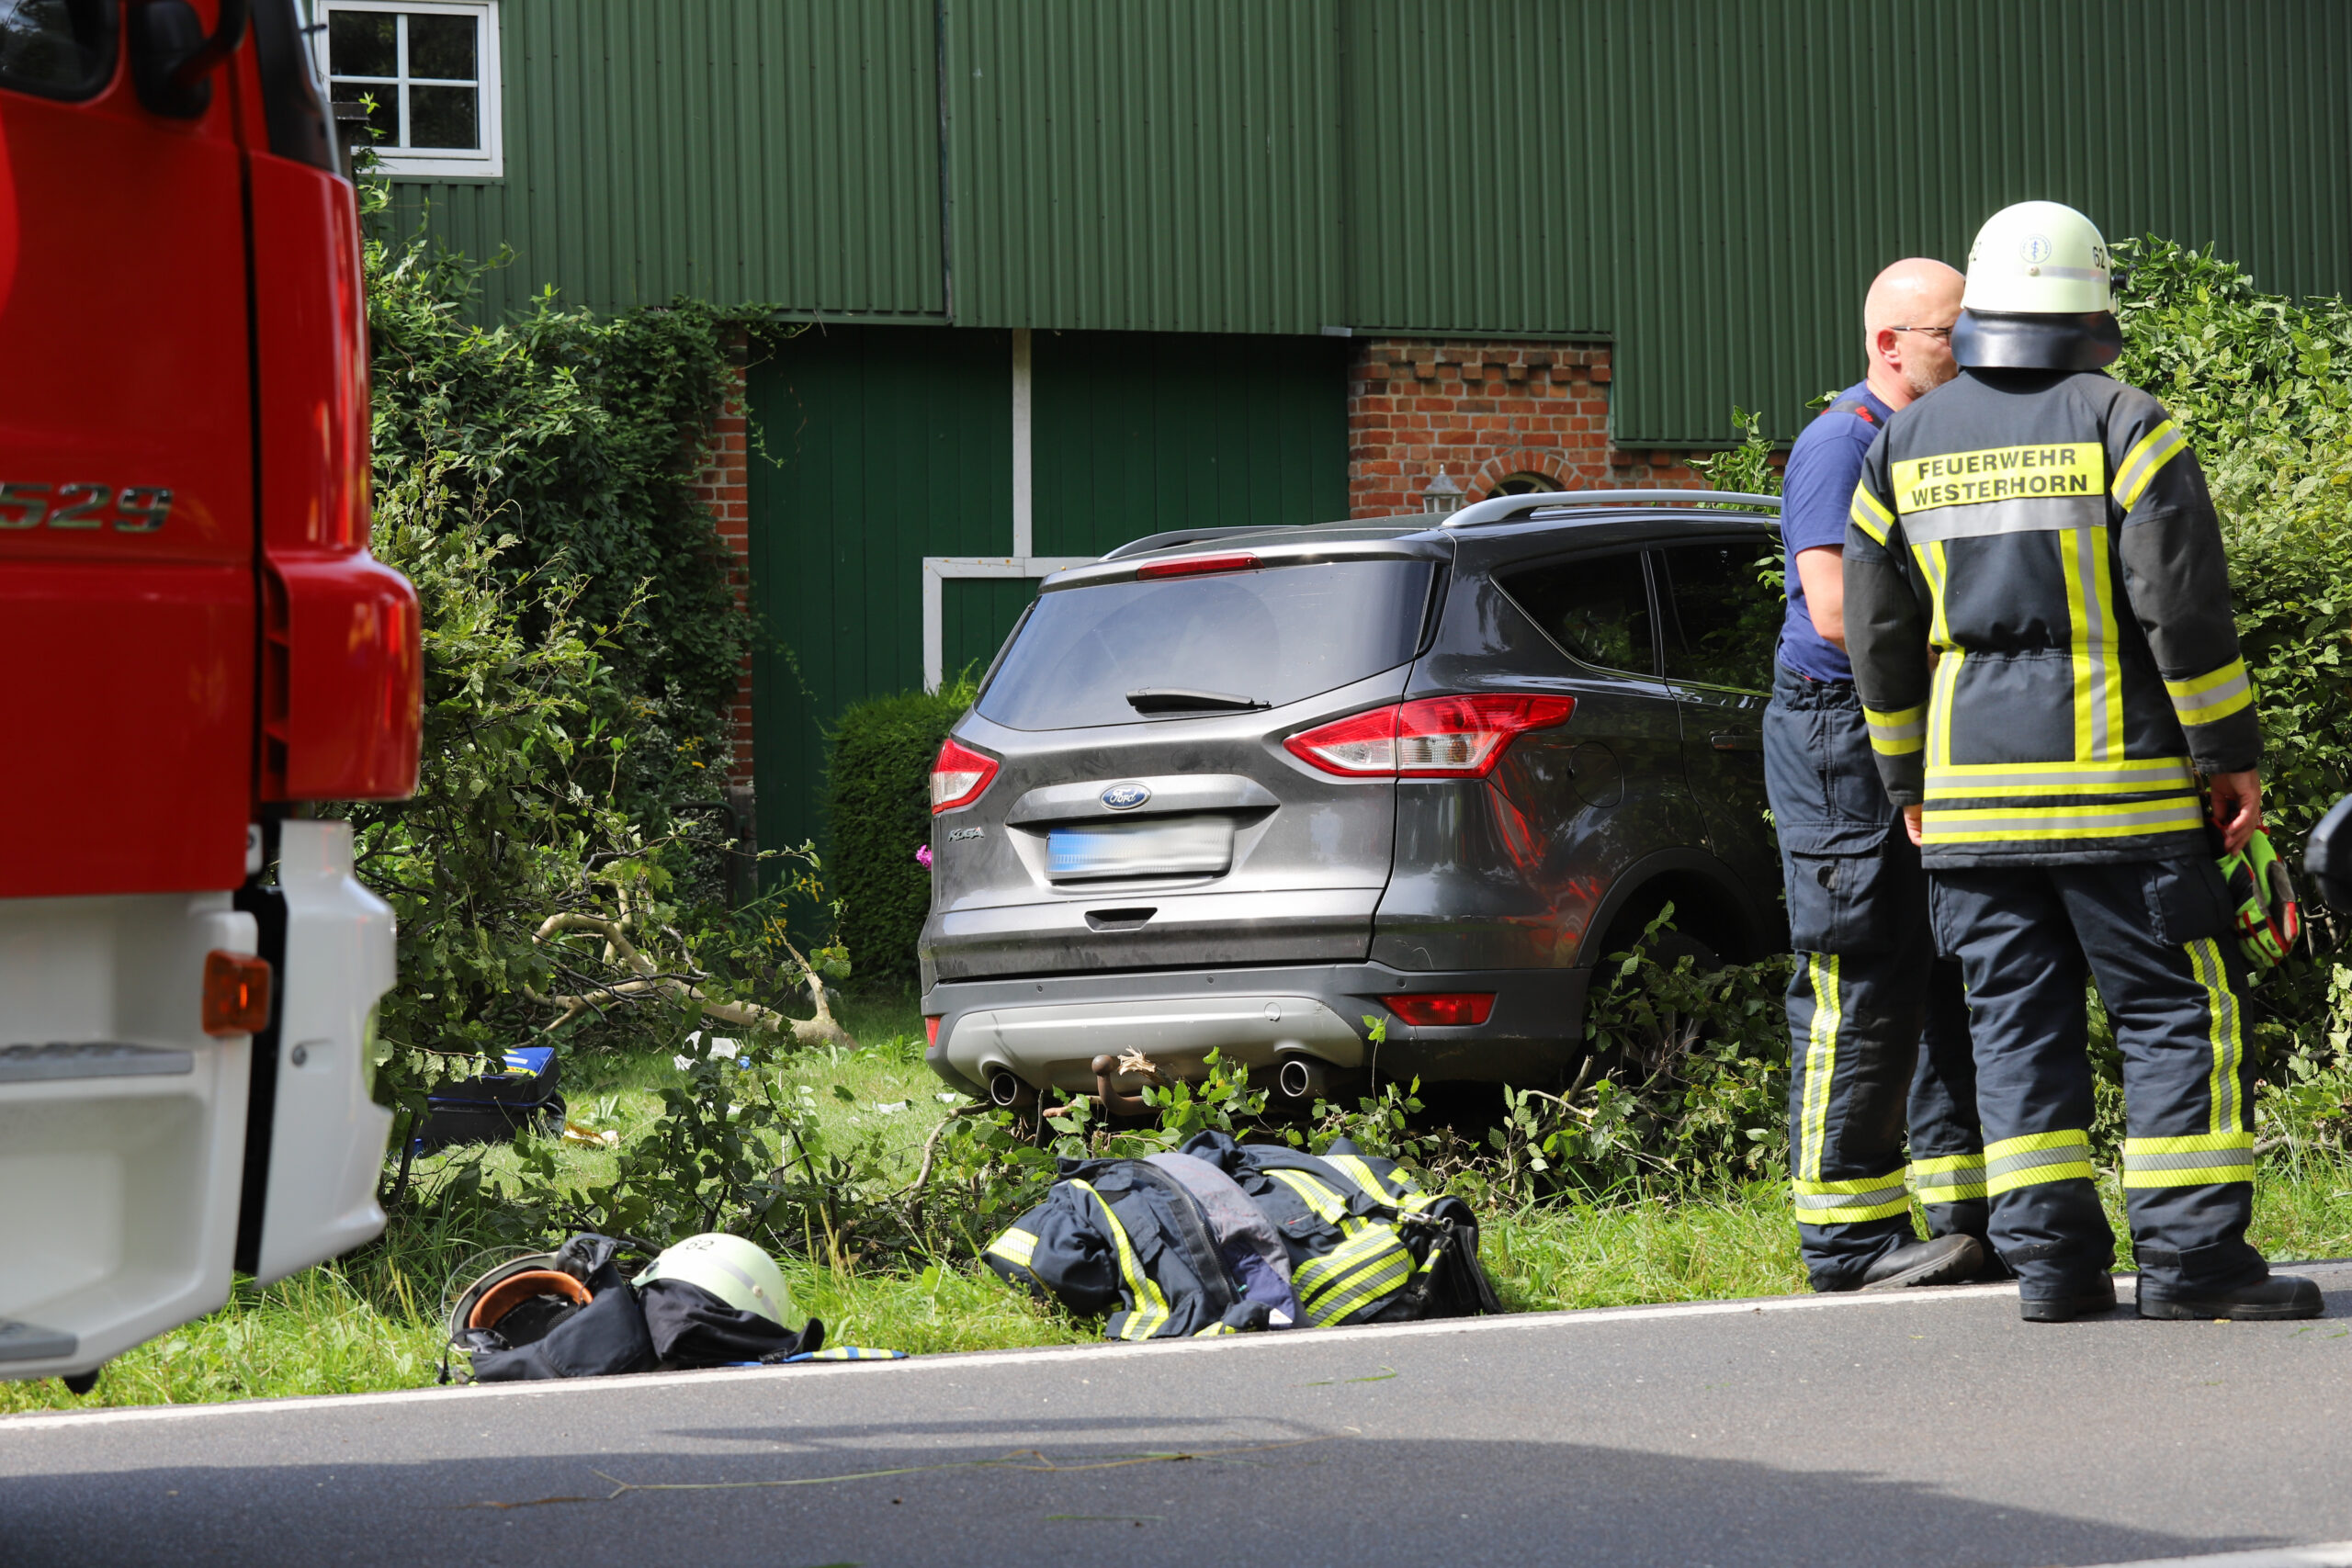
[745,326,1346,859]
[945,0,1346,333]
[390,1,2352,444]
[384,0,943,322]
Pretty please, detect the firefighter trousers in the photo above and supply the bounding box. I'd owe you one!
[1766,664,1988,1291]
[1928,858,2268,1304]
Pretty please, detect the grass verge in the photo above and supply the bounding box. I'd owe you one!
[6,995,2348,1416]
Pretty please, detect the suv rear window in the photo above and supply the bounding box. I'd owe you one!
[978,558,1436,731]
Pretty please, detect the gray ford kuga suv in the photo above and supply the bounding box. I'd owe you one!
[921,489,1790,1109]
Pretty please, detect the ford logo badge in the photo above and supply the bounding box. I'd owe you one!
[1101,783,1151,810]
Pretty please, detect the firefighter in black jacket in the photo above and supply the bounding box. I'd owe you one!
[1843,200,2322,1323]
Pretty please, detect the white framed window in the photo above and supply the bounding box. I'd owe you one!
[313,0,502,178]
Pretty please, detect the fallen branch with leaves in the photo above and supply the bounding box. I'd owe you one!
[530,910,851,1049]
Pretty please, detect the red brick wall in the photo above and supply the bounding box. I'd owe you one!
[689,325,756,785]
[1346,338,1704,518]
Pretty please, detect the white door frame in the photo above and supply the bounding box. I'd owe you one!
[920,328,1099,693]
[921,556,1094,691]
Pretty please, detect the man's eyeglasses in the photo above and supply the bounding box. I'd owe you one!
[1891,324,1955,341]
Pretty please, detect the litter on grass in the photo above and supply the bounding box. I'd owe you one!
[673,1033,741,1072]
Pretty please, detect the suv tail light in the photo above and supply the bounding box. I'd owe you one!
[1136,551,1260,581]
[1284,694,1575,779]
[931,738,1000,813]
[1382,992,1495,1027]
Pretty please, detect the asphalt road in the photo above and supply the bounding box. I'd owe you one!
[6,1263,2352,1568]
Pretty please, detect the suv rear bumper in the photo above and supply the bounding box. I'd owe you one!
[923,962,1592,1097]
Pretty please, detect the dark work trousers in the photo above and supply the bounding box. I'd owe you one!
[1928,859,2268,1305]
[1765,662,1988,1291]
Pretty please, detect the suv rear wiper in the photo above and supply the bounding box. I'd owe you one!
[1125,687,1270,714]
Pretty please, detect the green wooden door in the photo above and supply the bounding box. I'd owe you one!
[745,325,1347,862]
[1033,331,1349,555]
[746,325,1012,874]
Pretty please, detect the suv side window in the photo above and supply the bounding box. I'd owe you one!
[1496,550,1657,676]
[1654,539,1778,693]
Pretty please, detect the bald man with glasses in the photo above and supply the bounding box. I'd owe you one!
[1766,257,1994,1292]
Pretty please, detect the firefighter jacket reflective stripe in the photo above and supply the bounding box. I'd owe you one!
[982,1134,1499,1339]
[1843,368,2258,867]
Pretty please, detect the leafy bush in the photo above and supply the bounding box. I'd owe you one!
[348,191,847,1176]
[2112,235,2352,845]
[365,236,755,751]
[822,676,975,990]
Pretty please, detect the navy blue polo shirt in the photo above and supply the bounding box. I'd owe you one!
[1775,379,1892,682]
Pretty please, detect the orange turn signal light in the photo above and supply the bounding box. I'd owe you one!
[202,951,273,1037]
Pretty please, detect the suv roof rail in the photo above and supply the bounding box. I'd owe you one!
[1441,488,1781,530]
[1100,525,1280,561]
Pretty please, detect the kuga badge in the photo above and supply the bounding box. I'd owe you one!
[1101,783,1151,810]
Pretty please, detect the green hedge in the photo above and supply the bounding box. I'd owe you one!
[825,687,969,990]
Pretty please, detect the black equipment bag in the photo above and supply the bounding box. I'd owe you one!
[463,1234,655,1382]
[414,1044,565,1153]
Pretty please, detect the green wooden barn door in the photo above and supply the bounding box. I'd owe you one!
[745,325,1347,865]
[745,325,1012,875]
[1033,331,1349,555]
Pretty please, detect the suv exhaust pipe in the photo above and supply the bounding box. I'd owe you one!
[1276,1055,1359,1104]
[986,1068,1037,1110]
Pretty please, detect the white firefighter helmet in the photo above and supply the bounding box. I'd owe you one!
[1962,199,2114,314]
[1952,200,2122,371]
[634,1233,791,1326]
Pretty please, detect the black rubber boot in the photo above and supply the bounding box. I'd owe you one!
[1860,1233,1984,1292]
[2137,1272,2324,1321]
[2019,1275,2119,1322]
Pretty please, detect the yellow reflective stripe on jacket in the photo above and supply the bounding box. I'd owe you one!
[1268,1168,1357,1231]
[1922,795,2206,845]
[1796,954,1840,1182]
[2122,1131,2255,1188]
[1069,1179,1171,1339]
[1908,1153,1989,1203]
[1923,757,2195,799]
[1791,1169,1910,1224]
[1322,1153,1414,1207]
[1929,647,1962,770]
[1891,442,2102,513]
[2112,419,2189,511]
[1294,1225,1414,1326]
[1864,702,1927,756]
[2060,525,2126,761]
[1911,538,1952,648]
[2187,938,2245,1135]
[1849,481,1894,545]
[2165,658,2255,728]
[986,1226,1039,1270]
[1984,1130,2096,1195]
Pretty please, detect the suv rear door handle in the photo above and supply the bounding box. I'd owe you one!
[1710,732,1761,752]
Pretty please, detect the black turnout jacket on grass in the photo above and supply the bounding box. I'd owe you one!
[983,1132,1498,1340]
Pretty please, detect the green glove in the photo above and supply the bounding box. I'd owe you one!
[2218,827,2302,971]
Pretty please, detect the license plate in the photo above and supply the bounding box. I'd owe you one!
[1047,817,1233,880]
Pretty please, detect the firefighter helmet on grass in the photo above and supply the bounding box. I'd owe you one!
[634,1233,792,1326]
[1952,199,2122,372]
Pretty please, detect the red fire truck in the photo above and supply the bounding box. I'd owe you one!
[0,0,419,1389]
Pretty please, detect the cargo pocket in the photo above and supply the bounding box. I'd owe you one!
[1782,818,1908,956]
[2143,854,2236,948]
